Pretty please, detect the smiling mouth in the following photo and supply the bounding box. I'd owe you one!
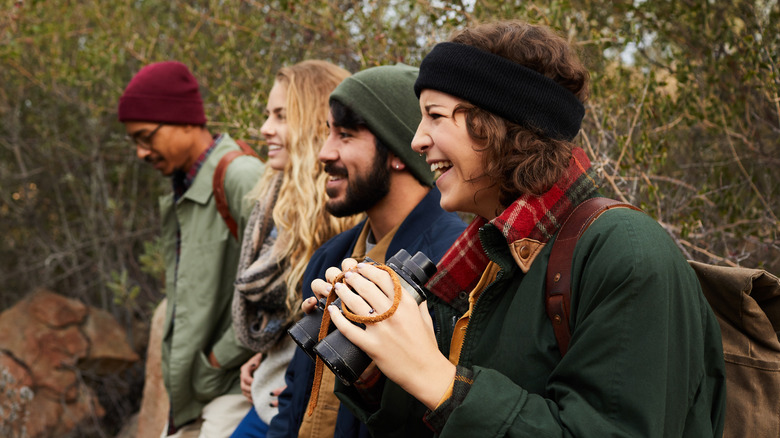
[268,144,282,152]
[324,163,348,181]
[430,161,453,179]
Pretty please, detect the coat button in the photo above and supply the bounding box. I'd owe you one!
[458,291,469,300]
[519,245,531,259]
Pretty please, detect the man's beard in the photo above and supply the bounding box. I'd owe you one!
[324,152,391,217]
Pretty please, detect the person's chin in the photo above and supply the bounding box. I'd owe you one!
[149,159,169,175]
[325,195,343,210]
[325,185,344,200]
[438,198,458,213]
[325,197,351,217]
[438,189,464,214]
[267,156,287,171]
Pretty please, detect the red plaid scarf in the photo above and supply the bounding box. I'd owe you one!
[426,147,599,311]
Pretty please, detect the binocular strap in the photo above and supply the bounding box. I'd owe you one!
[306,265,405,416]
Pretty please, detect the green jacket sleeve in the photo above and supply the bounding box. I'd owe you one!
[336,378,433,438]
[211,323,252,369]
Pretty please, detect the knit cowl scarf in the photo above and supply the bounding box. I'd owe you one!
[426,147,600,314]
[232,173,291,353]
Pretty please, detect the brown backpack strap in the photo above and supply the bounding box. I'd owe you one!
[213,141,260,240]
[235,139,261,160]
[545,198,641,357]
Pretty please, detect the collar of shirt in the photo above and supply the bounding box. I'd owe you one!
[351,219,401,264]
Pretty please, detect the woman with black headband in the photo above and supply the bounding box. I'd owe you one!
[313,20,726,437]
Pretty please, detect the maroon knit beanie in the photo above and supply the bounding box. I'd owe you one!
[118,61,207,125]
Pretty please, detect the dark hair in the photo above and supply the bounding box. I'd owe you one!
[330,99,389,159]
[450,21,589,204]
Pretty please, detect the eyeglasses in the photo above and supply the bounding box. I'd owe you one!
[126,124,164,150]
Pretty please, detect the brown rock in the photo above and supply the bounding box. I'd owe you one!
[80,306,141,375]
[22,384,105,438]
[116,412,139,438]
[136,298,169,438]
[28,289,88,328]
[0,352,33,387]
[0,352,34,437]
[0,289,139,438]
[0,290,89,366]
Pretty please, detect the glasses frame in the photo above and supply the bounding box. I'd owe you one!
[127,123,164,150]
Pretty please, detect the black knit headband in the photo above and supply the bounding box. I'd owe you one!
[414,42,585,141]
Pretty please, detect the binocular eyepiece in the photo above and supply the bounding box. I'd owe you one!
[287,249,437,385]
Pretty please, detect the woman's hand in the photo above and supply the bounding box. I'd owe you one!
[325,259,456,409]
[269,385,286,408]
[309,259,354,302]
[301,262,345,316]
[301,296,319,314]
[239,352,263,402]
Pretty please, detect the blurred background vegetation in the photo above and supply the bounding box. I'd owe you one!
[1,0,778,435]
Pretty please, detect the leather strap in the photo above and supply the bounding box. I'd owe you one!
[545,198,641,357]
[213,140,261,240]
[235,139,260,158]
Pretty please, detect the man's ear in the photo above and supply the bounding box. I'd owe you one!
[389,155,405,171]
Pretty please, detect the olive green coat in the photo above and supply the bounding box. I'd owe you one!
[159,134,265,428]
[337,208,726,437]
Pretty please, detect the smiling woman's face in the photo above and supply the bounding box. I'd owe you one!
[411,89,502,219]
[260,81,290,171]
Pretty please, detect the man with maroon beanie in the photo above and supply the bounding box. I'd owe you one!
[119,61,265,437]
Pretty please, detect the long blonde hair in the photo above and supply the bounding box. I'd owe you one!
[249,60,362,317]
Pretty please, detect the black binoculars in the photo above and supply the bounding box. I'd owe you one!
[287,249,437,385]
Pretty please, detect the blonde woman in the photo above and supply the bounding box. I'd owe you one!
[231,60,360,438]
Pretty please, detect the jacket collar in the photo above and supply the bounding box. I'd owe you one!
[426,147,599,313]
[387,187,447,258]
[177,133,236,206]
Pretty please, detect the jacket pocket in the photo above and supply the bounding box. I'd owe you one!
[191,349,234,401]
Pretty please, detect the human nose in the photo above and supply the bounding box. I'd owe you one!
[318,135,338,163]
[411,123,431,154]
[260,117,274,139]
[136,145,151,160]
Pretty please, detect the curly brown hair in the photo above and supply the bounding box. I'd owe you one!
[449,21,589,206]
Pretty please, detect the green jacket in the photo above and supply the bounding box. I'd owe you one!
[159,134,265,428]
[337,208,726,437]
